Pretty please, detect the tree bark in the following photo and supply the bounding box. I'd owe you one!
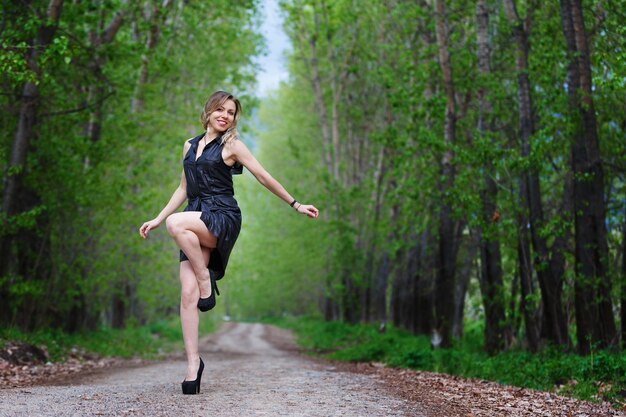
[453,232,477,339]
[132,1,172,113]
[434,0,460,348]
[342,271,360,324]
[2,0,64,219]
[559,0,616,353]
[621,214,626,348]
[504,0,568,347]
[476,0,507,355]
[372,250,390,322]
[392,229,434,336]
[0,0,64,311]
[518,222,539,352]
[85,11,124,144]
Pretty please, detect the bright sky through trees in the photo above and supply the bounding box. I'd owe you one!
[256,0,290,96]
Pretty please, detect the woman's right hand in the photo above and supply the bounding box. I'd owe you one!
[139,219,161,239]
[296,203,319,219]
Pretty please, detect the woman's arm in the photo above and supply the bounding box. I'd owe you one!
[228,139,319,218]
[139,142,191,238]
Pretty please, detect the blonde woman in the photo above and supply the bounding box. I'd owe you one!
[139,91,318,394]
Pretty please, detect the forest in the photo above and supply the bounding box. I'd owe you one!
[1,0,625,363]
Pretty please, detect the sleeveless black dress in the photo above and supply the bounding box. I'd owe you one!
[179,133,243,281]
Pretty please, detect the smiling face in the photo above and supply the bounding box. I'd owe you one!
[200,91,242,135]
[208,99,237,133]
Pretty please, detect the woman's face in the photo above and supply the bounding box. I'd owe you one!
[208,99,237,132]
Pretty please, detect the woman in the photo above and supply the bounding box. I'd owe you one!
[138,91,318,394]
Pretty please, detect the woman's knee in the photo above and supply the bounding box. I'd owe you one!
[180,285,199,308]
[166,214,183,237]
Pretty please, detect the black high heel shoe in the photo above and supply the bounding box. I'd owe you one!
[181,357,204,395]
[197,272,219,312]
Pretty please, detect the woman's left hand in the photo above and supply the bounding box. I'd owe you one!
[296,204,319,218]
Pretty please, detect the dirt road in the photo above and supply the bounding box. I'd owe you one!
[1,322,623,417]
[0,323,423,416]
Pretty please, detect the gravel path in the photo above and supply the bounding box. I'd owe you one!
[0,323,423,416]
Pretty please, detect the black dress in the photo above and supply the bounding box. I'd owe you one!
[179,133,243,281]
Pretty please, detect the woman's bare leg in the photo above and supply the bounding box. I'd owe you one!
[180,251,208,381]
[166,211,217,298]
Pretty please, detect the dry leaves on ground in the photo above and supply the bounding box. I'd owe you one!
[0,341,140,389]
[341,362,625,417]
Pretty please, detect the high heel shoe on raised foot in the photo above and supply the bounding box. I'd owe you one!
[181,358,204,395]
[197,273,219,312]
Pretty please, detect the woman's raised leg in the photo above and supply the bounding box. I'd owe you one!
[166,211,217,298]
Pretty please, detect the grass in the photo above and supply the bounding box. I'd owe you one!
[0,315,219,362]
[265,315,626,408]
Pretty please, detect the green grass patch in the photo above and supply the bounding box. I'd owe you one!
[267,316,626,408]
[0,315,219,362]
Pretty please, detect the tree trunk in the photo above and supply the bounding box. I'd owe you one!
[518,222,539,352]
[131,2,169,113]
[82,10,126,327]
[391,251,408,329]
[416,230,436,335]
[504,0,568,347]
[508,262,521,347]
[475,0,507,355]
[0,0,64,325]
[368,154,392,322]
[392,230,434,336]
[323,248,339,321]
[2,0,64,219]
[342,270,360,324]
[297,4,360,322]
[559,0,616,353]
[433,0,460,348]
[85,11,124,144]
[621,214,626,348]
[372,251,390,322]
[547,163,573,349]
[453,232,477,339]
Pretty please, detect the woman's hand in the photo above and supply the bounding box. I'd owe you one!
[295,204,319,219]
[139,219,161,239]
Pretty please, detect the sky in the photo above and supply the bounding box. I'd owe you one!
[255,0,291,97]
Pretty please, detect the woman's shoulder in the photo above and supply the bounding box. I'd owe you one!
[182,134,202,157]
[186,133,204,143]
[226,137,248,151]
[184,133,203,147]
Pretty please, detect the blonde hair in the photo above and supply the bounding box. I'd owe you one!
[200,91,242,145]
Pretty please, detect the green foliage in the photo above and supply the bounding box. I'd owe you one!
[0,316,218,361]
[264,0,626,356]
[224,86,329,318]
[275,316,626,407]
[1,1,263,330]
[2,0,624,375]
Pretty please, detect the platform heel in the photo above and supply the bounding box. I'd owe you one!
[181,358,204,394]
[197,273,219,312]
